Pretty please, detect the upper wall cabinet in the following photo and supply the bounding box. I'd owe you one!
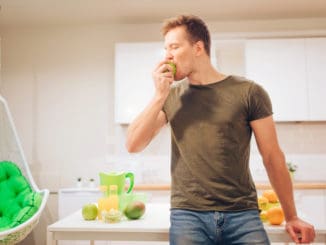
[115,38,326,123]
[245,38,308,121]
[245,37,326,121]
[213,40,246,77]
[305,38,326,120]
[115,42,164,124]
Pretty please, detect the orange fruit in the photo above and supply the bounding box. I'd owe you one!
[262,189,279,203]
[267,206,284,225]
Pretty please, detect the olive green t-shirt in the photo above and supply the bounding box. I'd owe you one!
[163,75,273,211]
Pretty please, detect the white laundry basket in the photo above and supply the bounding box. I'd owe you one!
[0,95,49,244]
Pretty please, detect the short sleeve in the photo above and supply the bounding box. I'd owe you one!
[162,92,172,122]
[247,82,273,121]
[163,80,188,122]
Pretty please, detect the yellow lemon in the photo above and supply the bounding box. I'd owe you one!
[258,196,269,211]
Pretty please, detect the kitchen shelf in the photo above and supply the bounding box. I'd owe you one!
[131,182,326,191]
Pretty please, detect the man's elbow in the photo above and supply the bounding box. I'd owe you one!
[125,140,142,153]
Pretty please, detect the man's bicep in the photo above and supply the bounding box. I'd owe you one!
[153,110,168,136]
[250,115,281,158]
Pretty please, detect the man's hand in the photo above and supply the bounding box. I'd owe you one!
[286,217,315,243]
[152,60,174,99]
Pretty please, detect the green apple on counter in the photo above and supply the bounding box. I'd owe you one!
[82,203,98,221]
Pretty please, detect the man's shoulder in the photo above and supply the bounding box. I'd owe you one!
[228,75,254,85]
[226,75,258,92]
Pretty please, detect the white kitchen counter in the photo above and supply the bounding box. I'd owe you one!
[48,203,326,245]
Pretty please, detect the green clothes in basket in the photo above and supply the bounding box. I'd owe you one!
[0,161,42,231]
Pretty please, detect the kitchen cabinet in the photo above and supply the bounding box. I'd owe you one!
[290,190,326,245]
[114,42,164,124]
[213,39,246,77]
[58,188,103,245]
[116,38,326,123]
[58,188,101,219]
[245,37,326,121]
[305,38,326,120]
[245,38,308,121]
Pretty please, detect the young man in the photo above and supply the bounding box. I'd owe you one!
[126,15,315,244]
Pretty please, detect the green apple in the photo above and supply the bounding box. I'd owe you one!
[82,203,98,221]
[167,62,177,76]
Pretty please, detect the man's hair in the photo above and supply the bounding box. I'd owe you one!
[161,14,211,56]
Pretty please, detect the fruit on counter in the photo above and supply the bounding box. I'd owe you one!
[266,201,280,210]
[167,62,177,76]
[123,200,146,220]
[267,206,284,225]
[102,208,122,223]
[259,210,268,222]
[257,196,269,211]
[262,189,279,203]
[257,189,283,224]
[82,203,98,221]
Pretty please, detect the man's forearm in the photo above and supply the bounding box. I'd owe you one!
[263,151,298,221]
[126,95,166,153]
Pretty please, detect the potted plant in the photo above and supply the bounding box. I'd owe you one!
[76,177,83,188]
[286,162,297,180]
[88,178,96,188]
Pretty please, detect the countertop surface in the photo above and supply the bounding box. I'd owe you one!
[48,203,326,243]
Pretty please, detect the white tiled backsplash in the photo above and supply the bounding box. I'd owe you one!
[34,122,326,191]
[250,154,326,182]
[105,155,171,185]
[37,151,325,192]
[81,153,326,187]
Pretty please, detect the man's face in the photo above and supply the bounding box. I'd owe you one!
[164,26,197,81]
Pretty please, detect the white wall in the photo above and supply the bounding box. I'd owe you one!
[0,18,326,245]
[0,23,165,190]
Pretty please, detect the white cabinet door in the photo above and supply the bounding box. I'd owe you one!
[58,188,101,218]
[305,38,326,120]
[114,42,164,124]
[294,190,326,227]
[214,40,246,77]
[58,189,107,245]
[245,39,309,121]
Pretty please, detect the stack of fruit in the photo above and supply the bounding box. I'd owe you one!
[258,189,285,225]
[81,200,146,223]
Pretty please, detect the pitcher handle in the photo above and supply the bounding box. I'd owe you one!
[125,172,134,193]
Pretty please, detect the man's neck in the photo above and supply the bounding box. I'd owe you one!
[188,62,227,85]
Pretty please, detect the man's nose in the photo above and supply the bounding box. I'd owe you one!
[165,51,173,60]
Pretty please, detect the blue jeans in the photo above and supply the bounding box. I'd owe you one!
[170,209,270,245]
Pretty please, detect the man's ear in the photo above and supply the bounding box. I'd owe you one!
[194,41,205,56]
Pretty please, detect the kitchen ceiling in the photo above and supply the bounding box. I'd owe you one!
[0,0,326,28]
